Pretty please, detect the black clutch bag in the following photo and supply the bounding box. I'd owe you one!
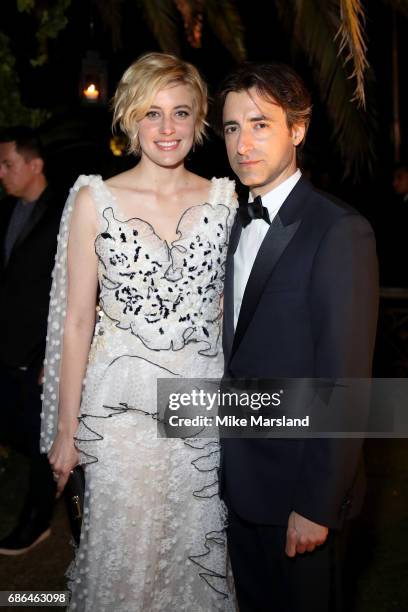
[64,465,85,546]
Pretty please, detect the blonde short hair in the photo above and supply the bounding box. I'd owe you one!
[112,52,208,155]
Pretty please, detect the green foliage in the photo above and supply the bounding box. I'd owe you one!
[0,32,49,129]
[14,0,73,66]
[23,0,73,66]
[17,0,35,12]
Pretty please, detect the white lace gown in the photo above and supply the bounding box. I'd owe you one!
[40,175,237,612]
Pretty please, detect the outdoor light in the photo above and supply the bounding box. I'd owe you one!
[80,50,107,104]
[83,83,100,102]
[110,136,126,157]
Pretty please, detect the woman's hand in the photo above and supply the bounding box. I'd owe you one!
[48,431,80,497]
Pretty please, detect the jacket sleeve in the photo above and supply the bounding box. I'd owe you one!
[293,213,379,528]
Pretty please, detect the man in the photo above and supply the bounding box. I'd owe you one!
[0,127,62,554]
[218,63,378,611]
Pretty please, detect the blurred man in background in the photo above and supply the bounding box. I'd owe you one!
[0,126,62,554]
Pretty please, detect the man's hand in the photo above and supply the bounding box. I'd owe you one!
[285,511,328,557]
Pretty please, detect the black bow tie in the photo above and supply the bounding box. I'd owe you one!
[238,195,271,228]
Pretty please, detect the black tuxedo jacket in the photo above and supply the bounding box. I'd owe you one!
[0,187,63,368]
[221,177,379,529]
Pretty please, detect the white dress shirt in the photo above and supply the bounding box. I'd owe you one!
[233,169,302,329]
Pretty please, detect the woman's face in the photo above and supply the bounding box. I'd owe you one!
[138,83,196,168]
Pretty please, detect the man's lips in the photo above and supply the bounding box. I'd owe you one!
[237,160,261,166]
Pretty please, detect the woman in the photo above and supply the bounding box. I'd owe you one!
[40,53,236,611]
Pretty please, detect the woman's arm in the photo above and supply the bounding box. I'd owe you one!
[48,186,99,495]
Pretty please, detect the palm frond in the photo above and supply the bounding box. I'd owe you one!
[337,0,368,107]
[135,0,181,55]
[276,0,376,178]
[174,0,204,48]
[204,0,246,61]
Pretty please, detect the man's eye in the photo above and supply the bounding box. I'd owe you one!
[255,122,268,129]
[224,126,237,135]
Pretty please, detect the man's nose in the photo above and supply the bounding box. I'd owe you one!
[237,131,253,155]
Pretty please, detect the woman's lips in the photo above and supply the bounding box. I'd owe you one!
[155,140,180,151]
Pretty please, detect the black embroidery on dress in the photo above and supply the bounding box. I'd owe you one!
[93,202,232,356]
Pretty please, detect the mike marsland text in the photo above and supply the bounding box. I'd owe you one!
[167,415,310,428]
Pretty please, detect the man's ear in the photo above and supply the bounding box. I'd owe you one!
[30,157,44,175]
[291,124,306,147]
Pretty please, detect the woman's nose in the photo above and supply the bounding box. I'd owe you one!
[159,116,175,134]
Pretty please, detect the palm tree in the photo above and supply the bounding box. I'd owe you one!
[93,0,406,178]
[3,0,407,177]
[275,0,374,177]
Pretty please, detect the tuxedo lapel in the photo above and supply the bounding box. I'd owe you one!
[223,217,242,364]
[227,215,242,257]
[231,215,301,358]
[229,176,313,361]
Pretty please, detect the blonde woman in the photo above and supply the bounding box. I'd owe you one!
[41,53,236,611]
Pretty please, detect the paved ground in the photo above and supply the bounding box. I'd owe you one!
[347,440,408,611]
[0,439,407,611]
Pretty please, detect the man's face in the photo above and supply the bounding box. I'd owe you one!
[222,88,304,196]
[0,141,37,198]
[393,169,408,197]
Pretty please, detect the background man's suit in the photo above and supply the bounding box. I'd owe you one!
[221,176,379,611]
[0,186,62,542]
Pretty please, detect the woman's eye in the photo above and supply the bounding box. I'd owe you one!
[175,110,190,118]
[146,111,159,119]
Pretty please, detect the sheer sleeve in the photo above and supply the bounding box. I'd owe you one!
[40,174,100,453]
